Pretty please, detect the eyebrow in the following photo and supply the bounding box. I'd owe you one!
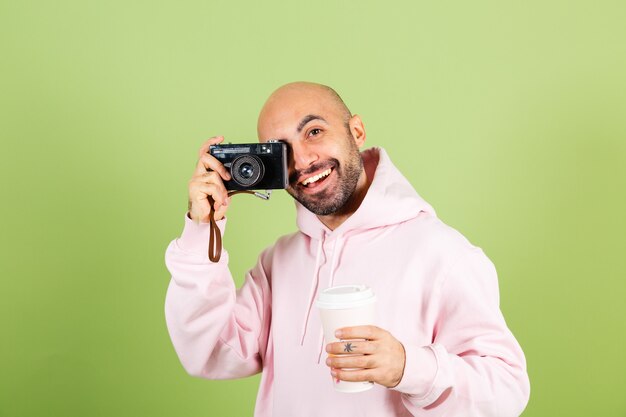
[296,114,327,133]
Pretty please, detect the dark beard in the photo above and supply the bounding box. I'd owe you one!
[287,146,363,216]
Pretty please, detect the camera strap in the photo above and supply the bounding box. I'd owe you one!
[208,190,272,262]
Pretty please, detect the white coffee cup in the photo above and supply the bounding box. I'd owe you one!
[316,284,377,393]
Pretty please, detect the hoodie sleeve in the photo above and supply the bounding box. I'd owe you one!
[164,213,272,379]
[392,245,530,416]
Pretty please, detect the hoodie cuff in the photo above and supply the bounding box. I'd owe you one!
[391,343,440,406]
[175,212,227,256]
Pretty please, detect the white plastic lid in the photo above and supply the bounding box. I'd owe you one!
[315,284,376,309]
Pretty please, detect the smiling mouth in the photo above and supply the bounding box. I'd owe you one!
[300,168,333,187]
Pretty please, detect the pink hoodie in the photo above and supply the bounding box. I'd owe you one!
[164,147,530,416]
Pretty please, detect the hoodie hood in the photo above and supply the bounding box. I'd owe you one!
[296,147,435,239]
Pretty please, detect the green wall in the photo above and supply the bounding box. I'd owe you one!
[1,1,625,416]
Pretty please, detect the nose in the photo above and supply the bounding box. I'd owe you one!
[290,141,319,172]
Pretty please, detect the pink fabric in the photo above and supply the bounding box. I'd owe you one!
[164,147,530,416]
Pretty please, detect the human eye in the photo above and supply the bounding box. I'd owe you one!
[307,128,323,138]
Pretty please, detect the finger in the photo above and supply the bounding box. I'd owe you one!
[189,176,228,199]
[194,153,232,181]
[213,203,228,221]
[189,182,229,208]
[193,170,228,187]
[331,368,375,383]
[335,325,384,341]
[188,198,224,223]
[326,340,376,355]
[197,136,225,157]
[326,353,376,370]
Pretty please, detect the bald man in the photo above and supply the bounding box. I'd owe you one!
[165,82,530,416]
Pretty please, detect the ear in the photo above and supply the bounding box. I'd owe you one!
[348,115,366,148]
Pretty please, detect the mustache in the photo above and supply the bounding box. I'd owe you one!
[289,159,339,184]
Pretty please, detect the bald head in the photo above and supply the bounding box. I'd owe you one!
[257,82,352,140]
[255,82,367,224]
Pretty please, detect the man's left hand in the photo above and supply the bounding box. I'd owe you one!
[325,325,406,388]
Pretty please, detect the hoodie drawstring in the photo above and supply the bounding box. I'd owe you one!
[300,238,324,346]
[298,234,349,364]
[315,236,347,363]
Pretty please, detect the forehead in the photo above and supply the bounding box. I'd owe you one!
[257,88,341,141]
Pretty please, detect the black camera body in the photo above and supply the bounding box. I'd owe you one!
[209,141,289,191]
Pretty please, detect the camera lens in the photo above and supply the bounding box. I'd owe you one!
[231,155,264,187]
[239,163,254,179]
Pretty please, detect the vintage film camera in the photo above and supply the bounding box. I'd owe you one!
[209,141,289,191]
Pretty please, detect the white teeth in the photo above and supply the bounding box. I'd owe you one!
[302,168,332,185]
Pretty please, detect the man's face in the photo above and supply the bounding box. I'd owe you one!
[257,87,365,216]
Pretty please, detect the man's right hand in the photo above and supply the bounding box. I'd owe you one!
[188,136,232,223]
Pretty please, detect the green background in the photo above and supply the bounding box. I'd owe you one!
[1,0,625,416]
